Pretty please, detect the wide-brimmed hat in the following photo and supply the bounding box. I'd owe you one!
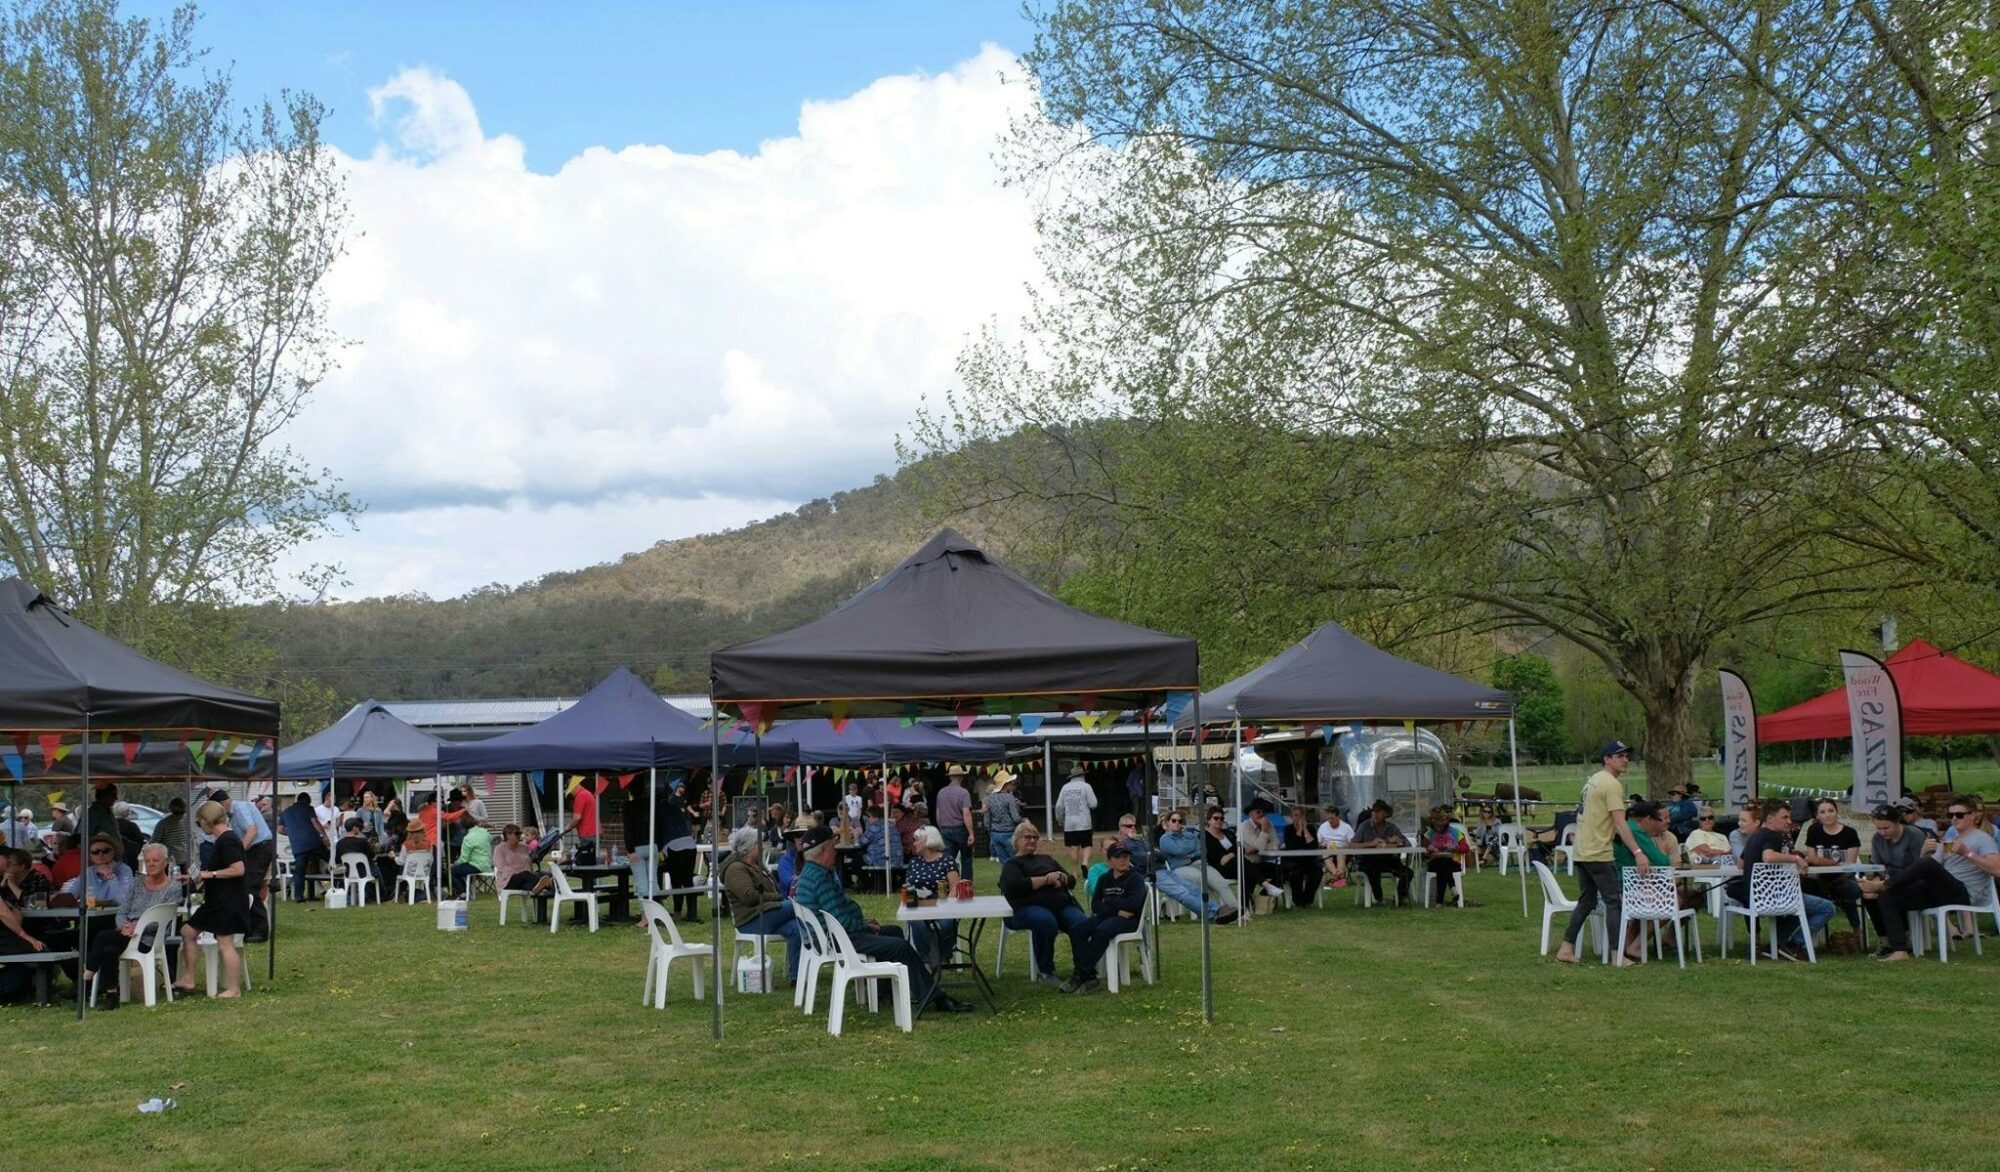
[785,813,818,836]
[992,768,1016,788]
[946,764,968,778]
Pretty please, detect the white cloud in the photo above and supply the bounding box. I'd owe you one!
[287,46,1041,599]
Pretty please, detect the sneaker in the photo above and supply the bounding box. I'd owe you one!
[1772,946,1801,963]
[1030,971,1061,986]
[1261,882,1284,898]
[1214,907,1240,925]
[1058,976,1088,993]
[1077,977,1104,994]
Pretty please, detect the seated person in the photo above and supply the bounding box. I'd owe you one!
[1471,805,1502,864]
[1280,804,1320,907]
[79,843,183,1010]
[1684,810,1732,865]
[47,833,84,888]
[792,826,967,1012]
[1422,806,1472,906]
[894,802,925,860]
[1801,797,1862,931]
[1938,802,1998,940]
[492,824,549,898]
[450,817,493,897]
[61,834,135,907]
[721,825,803,985]
[1351,801,1414,905]
[1645,809,1684,867]
[1724,801,1834,961]
[1613,800,1677,963]
[1316,806,1354,887]
[998,822,1088,983]
[1063,839,1148,994]
[1152,809,1236,923]
[1665,784,1702,839]
[902,825,961,968]
[1237,801,1285,902]
[860,807,904,874]
[1897,796,1939,839]
[1727,801,1764,863]
[1860,803,1962,961]
[334,819,381,902]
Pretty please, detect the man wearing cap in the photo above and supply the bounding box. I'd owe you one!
[982,770,1024,866]
[934,766,976,879]
[1897,797,1939,839]
[1666,784,1702,840]
[792,825,968,1012]
[1554,740,1653,965]
[1056,767,1099,870]
[1860,803,1958,960]
[1063,840,1147,994]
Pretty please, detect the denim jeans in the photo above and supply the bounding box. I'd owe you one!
[1565,861,1619,947]
[628,844,658,899]
[989,833,1015,867]
[1007,902,1089,976]
[1071,913,1136,980]
[1153,866,1220,919]
[941,827,973,880]
[1785,893,1838,948]
[739,904,803,982]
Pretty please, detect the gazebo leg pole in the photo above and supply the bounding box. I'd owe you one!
[76,723,89,1021]
[709,717,723,1041]
[1142,707,1159,981]
[1042,741,1053,849]
[1195,694,1211,1023]
[1510,720,1527,917]
[1234,720,1244,929]
[882,749,891,899]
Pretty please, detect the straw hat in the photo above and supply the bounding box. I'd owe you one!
[946,764,968,778]
[992,768,1016,788]
[785,812,819,836]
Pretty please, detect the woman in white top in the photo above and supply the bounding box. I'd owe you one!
[1316,806,1354,885]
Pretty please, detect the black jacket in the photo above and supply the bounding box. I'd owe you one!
[1000,852,1078,914]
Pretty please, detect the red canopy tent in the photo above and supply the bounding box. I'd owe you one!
[1758,640,2000,742]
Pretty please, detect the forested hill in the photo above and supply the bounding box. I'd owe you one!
[249,469,956,703]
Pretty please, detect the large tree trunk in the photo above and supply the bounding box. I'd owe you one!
[1635,673,1698,799]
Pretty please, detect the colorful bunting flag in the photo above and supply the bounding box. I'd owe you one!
[353,779,367,794]
[1243,726,1260,744]
[1402,719,1417,736]
[617,773,635,790]
[594,778,610,795]
[484,773,496,795]
[899,701,921,729]
[566,774,584,794]
[1320,724,1337,745]
[244,737,265,772]
[1159,691,1193,725]
[187,739,208,771]
[532,770,547,792]
[1,753,20,781]
[122,735,141,765]
[1020,714,1045,736]
[955,711,977,734]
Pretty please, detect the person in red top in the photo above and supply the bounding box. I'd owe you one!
[47,835,83,887]
[563,782,599,863]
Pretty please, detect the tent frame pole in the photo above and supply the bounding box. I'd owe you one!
[75,720,89,1020]
[1509,719,1527,916]
[1042,741,1053,846]
[1233,719,1245,929]
[883,750,892,899]
[709,719,723,1040]
[1195,693,1211,1023]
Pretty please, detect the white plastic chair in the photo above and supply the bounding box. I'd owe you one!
[195,901,255,997]
[733,921,789,994]
[1551,824,1579,875]
[815,909,912,1036]
[1496,823,1527,875]
[462,871,496,901]
[339,852,379,906]
[396,851,432,904]
[497,875,536,925]
[638,898,711,1007]
[1618,867,1701,968]
[993,919,1045,979]
[89,903,179,1008]
[1104,897,1156,993]
[1719,863,1817,965]
[547,862,600,933]
[1532,861,1604,959]
[1922,882,2000,963]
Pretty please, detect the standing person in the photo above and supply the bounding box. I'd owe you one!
[659,778,700,923]
[109,801,146,870]
[933,765,977,880]
[279,793,327,902]
[563,777,600,864]
[1802,797,1863,931]
[982,770,1024,866]
[1554,741,1653,965]
[176,801,248,998]
[842,782,865,826]
[462,784,489,828]
[356,791,387,841]
[214,788,275,944]
[1063,839,1147,994]
[313,789,340,855]
[149,798,191,872]
[1724,800,1834,961]
[1056,767,1099,871]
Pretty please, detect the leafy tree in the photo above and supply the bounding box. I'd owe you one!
[1492,653,1565,764]
[909,0,1918,793]
[0,0,351,678]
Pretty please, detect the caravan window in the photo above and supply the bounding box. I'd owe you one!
[1385,761,1433,792]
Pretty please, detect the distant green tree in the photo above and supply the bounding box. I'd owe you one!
[1492,654,1565,764]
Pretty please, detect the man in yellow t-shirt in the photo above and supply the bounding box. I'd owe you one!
[1554,740,1652,965]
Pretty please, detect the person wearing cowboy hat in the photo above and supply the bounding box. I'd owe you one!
[982,769,1024,866]
[46,801,74,837]
[935,764,977,879]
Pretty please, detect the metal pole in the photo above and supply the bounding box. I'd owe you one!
[648,764,657,900]
[882,748,891,899]
[1195,693,1211,1023]
[1233,719,1244,929]
[76,721,89,1020]
[1141,706,1159,980]
[268,745,277,981]
[709,716,723,1040]
[1042,741,1054,842]
[1509,720,1527,916]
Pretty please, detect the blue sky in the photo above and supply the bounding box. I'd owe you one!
[133,0,1033,170]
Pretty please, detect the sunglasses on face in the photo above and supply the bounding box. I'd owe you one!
[1950,810,1973,819]
[90,847,114,856]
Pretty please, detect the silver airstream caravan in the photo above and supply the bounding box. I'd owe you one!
[1316,726,1455,838]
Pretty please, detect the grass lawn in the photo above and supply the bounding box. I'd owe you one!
[6,867,1997,1172]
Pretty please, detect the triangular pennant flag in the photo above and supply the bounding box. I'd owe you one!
[532,770,547,792]
[617,773,636,790]
[955,711,977,734]
[484,773,496,795]
[1320,723,1337,745]
[594,778,610,795]
[50,738,75,764]
[1,753,20,781]
[10,733,26,759]
[214,736,236,763]
[829,701,850,734]
[900,701,921,729]
[829,715,850,734]
[1020,714,1045,736]
[1078,694,1099,712]
[122,735,141,765]
[352,779,367,794]
[738,702,766,729]
[1453,720,1465,733]
[565,774,583,794]
[1402,719,1417,735]
[244,737,264,771]
[187,739,208,771]
[1243,726,1260,744]
[1159,690,1192,724]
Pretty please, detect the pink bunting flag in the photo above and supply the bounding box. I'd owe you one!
[353,779,367,794]
[483,774,496,795]
[955,711,977,734]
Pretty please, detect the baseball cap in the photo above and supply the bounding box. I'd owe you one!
[1598,740,1631,759]
[799,825,834,850]
[1105,841,1132,858]
[1893,796,1920,813]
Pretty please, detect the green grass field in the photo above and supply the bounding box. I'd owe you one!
[7,865,1998,1172]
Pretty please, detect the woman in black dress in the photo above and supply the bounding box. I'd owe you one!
[175,801,249,998]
